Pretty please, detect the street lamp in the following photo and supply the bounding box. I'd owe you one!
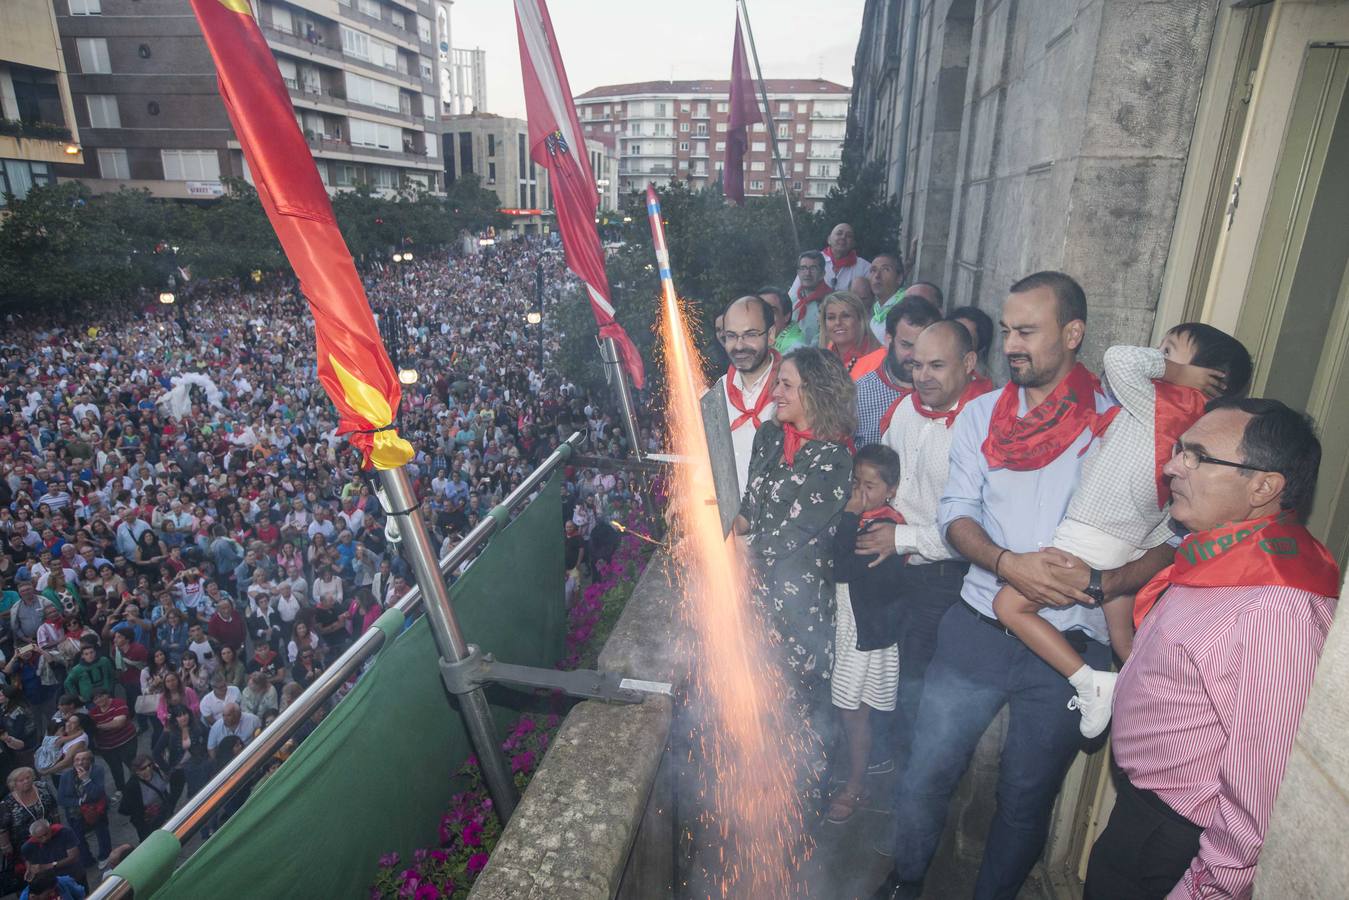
[158,291,176,305]
[392,252,404,263]
[402,251,414,261]
[397,367,419,385]
[525,311,542,326]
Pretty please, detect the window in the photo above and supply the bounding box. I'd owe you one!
[425,135,436,157]
[357,0,381,18]
[794,162,803,172]
[716,102,728,113]
[487,162,496,184]
[0,160,53,206]
[487,133,496,156]
[797,103,807,112]
[653,123,667,136]
[678,142,689,152]
[751,141,765,152]
[161,149,220,181]
[679,122,689,132]
[796,123,805,133]
[417,15,432,41]
[69,0,101,14]
[345,73,400,111]
[778,102,789,114]
[655,102,666,116]
[680,103,690,113]
[389,9,406,30]
[335,163,360,186]
[272,6,293,33]
[715,122,726,132]
[349,117,402,150]
[371,166,397,190]
[778,124,788,138]
[792,180,802,191]
[419,56,432,80]
[630,144,641,155]
[795,143,806,154]
[76,38,111,74]
[423,94,435,120]
[97,148,130,179]
[276,57,299,90]
[751,161,765,171]
[748,179,764,190]
[86,95,120,128]
[695,102,707,116]
[752,122,764,132]
[712,142,723,152]
[341,26,398,70]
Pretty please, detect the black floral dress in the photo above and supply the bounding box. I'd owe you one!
[739,421,851,799]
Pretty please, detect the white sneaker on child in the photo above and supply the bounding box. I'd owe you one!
[1067,670,1117,739]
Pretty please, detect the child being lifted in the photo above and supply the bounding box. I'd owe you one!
[993,323,1252,737]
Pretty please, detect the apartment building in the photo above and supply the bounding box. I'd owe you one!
[442,112,551,234]
[54,0,443,199]
[0,0,83,206]
[573,78,849,210]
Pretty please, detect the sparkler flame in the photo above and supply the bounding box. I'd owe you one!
[647,186,809,898]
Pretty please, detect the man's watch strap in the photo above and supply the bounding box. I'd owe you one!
[1086,567,1106,603]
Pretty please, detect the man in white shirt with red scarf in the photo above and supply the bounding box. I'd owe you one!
[700,296,778,532]
[790,222,873,302]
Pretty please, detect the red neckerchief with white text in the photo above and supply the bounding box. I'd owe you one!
[823,246,858,271]
[1151,380,1208,509]
[793,281,830,321]
[725,352,779,432]
[1132,512,1341,627]
[981,363,1117,471]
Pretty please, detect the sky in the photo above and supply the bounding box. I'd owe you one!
[448,0,867,119]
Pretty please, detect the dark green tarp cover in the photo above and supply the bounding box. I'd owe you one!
[132,473,564,898]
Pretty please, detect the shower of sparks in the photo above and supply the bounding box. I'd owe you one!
[646,186,810,898]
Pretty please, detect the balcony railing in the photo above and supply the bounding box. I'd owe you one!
[0,118,73,142]
[288,86,419,126]
[307,133,432,166]
[261,23,344,64]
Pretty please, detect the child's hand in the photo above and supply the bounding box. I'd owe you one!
[844,482,868,515]
[1164,360,1226,398]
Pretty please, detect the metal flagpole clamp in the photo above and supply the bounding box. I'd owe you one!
[439,644,670,704]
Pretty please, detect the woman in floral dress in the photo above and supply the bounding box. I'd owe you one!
[733,347,855,801]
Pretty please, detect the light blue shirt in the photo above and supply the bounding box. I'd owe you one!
[938,386,1117,644]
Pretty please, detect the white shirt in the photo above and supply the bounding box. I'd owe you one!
[720,367,776,500]
[880,394,965,563]
[199,685,241,725]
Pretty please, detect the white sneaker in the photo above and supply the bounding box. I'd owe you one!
[1067,670,1117,738]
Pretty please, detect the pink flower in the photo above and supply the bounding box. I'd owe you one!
[511,751,535,774]
[413,885,440,900]
[467,852,489,875]
[378,852,400,868]
[429,850,448,864]
[414,848,428,864]
[462,819,484,847]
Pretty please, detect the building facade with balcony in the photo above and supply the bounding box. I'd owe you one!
[53,0,443,199]
[441,112,551,235]
[573,78,849,210]
[1,0,83,207]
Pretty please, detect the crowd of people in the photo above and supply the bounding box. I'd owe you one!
[706,222,1339,900]
[0,236,648,895]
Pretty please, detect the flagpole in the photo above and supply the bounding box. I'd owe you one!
[736,0,799,255]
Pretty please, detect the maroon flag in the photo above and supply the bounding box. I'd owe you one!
[725,14,761,205]
[514,0,644,388]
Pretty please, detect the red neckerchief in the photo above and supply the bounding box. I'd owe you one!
[860,505,905,525]
[874,359,911,394]
[1133,512,1341,628]
[909,378,995,429]
[781,423,816,467]
[970,373,994,393]
[1151,380,1208,509]
[877,389,914,438]
[981,363,1118,471]
[793,281,830,320]
[823,246,858,270]
[725,353,779,431]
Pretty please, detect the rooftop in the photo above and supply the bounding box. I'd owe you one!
[575,78,849,100]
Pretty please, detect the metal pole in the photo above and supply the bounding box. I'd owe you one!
[600,335,644,458]
[736,0,800,255]
[376,466,519,821]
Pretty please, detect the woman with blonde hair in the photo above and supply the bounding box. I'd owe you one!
[819,291,883,380]
[732,346,855,804]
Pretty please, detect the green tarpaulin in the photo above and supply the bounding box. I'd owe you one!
[135,473,564,899]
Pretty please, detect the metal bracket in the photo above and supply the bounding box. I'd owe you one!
[440,644,668,705]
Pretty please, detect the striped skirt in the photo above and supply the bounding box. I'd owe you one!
[830,585,899,712]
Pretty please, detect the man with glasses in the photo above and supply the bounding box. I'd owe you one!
[789,251,831,346]
[1085,398,1339,900]
[699,296,778,533]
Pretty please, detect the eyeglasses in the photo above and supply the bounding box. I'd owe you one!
[1171,443,1274,473]
[722,329,767,344]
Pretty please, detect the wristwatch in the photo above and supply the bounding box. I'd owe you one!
[1084,567,1105,604]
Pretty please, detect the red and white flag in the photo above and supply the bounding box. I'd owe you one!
[514,0,645,388]
[724,13,761,205]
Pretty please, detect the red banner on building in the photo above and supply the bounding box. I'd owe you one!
[187,0,413,469]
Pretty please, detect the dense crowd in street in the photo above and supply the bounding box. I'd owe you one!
[0,237,649,896]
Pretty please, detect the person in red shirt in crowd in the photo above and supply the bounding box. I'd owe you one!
[110,629,149,718]
[206,597,245,655]
[88,687,137,796]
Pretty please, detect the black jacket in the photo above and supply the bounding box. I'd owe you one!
[832,511,909,651]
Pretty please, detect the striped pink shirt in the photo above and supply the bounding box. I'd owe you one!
[1112,583,1337,899]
